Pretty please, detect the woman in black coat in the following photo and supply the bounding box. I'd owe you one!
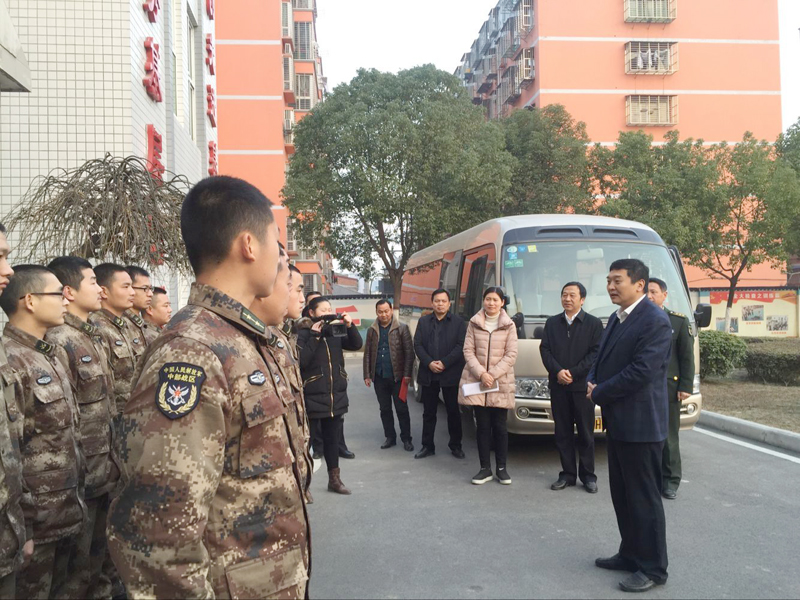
[297,296,362,494]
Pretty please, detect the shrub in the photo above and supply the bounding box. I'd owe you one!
[699,330,748,378]
[745,339,800,386]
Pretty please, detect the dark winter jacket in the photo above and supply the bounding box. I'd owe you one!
[297,319,363,419]
[413,312,467,387]
[540,309,604,392]
[363,317,413,382]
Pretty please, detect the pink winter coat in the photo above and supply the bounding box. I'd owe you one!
[458,309,518,409]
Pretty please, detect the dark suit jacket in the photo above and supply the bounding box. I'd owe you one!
[540,309,603,392]
[414,312,467,387]
[588,296,672,443]
[665,308,695,400]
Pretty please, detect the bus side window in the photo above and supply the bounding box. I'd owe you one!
[440,251,462,310]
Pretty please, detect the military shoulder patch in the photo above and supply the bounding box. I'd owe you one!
[112,316,126,329]
[156,363,206,420]
[248,370,267,386]
[240,308,266,334]
[35,340,54,355]
[130,314,145,327]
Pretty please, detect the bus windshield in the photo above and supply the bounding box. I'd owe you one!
[501,241,693,321]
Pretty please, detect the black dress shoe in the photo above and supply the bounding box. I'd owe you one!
[381,438,396,449]
[339,449,355,459]
[584,481,598,494]
[403,440,414,452]
[662,488,677,500]
[595,554,637,572]
[550,478,576,491]
[311,449,322,460]
[451,448,466,459]
[619,571,664,593]
[414,447,435,459]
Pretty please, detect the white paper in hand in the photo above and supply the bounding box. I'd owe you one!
[461,381,500,397]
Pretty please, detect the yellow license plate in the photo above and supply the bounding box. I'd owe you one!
[594,417,603,432]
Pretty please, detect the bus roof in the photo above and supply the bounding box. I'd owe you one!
[406,214,664,270]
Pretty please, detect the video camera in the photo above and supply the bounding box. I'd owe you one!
[313,314,348,338]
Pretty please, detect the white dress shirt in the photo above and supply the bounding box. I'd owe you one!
[616,294,646,324]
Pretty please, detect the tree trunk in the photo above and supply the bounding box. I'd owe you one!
[388,269,404,307]
[724,277,738,333]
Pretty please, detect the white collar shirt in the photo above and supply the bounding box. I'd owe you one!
[616,294,646,324]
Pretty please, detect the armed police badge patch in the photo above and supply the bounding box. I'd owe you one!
[156,362,206,419]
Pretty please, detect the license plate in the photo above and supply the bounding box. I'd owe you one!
[594,417,603,432]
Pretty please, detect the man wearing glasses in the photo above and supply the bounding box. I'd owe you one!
[124,266,154,348]
[0,265,86,599]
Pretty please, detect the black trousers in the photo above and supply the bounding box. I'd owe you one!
[551,386,596,484]
[420,383,462,451]
[661,398,682,491]
[374,376,411,442]
[474,406,508,469]
[313,414,344,471]
[607,436,668,583]
[311,415,348,454]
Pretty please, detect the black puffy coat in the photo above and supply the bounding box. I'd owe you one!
[297,319,363,419]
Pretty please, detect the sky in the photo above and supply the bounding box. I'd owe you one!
[316,0,800,132]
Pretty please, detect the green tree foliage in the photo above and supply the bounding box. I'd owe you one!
[501,104,593,214]
[283,65,512,294]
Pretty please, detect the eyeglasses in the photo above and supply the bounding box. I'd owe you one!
[132,286,154,293]
[20,291,65,299]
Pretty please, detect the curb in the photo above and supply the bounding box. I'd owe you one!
[698,411,800,455]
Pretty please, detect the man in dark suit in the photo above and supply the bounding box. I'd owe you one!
[648,277,695,500]
[587,259,672,593]
[540,281,603,493]
[413,288,468,459]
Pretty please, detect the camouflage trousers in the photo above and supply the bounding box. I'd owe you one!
[0,571,15,600]
[15,536,74,599]
[62,494,115,599]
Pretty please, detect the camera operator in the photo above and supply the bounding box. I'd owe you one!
[297,296,363,495]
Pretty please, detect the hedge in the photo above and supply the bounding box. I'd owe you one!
[744,339,800,386]
[699,330,747,378]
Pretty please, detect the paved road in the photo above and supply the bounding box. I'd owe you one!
[306,359,800,599]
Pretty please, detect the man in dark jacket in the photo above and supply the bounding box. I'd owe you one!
[413,288,467,459]
[363,299,414,451]
[541,281,603,492]
[588,259,672,593]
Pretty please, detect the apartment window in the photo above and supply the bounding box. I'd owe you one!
[626,95,678,126]
[519,0,533,31]
[187,8,197,140]
[626,41,677,74]
[293,0,312,8]
[286,224,297,252]
[284,109,295,145]
[303,274,315,291]
[518,48,534,82]
[294,22,312,60]
[624,0,676,23]
[281,2,293,38]
[296,74,312,110]
[283,56,294,91]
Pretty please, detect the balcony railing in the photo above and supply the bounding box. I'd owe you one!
[626,95,678,126]
[624,0,676,23]
[625,41,678,74]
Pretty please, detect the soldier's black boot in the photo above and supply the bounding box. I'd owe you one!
[327,468,351,495]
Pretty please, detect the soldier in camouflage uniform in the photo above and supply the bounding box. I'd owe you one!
[46,257,120,599]
[91,264,139,421]
[124,266,154,349]
[107,176,310,599]
[141,286,172,345]
[0,266,86,599]
[0,228,30,598]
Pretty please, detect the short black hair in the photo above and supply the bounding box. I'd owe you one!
[305,290,320,300]
[307,296,330,314]
[376,299,392,310]
[609,258,649,288]
[0,223,6,234]
[94,263,129,288]
[152,286,167,297]
[181,176,275,275]
[126,265,150,284]
[649,277,667,293]
[431,288,450,301]
[288,264,301,275]
[48,256,93,290]
[0,265,54,317]
[561,281,587,299]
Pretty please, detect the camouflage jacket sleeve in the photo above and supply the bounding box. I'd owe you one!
[107,340,227,599]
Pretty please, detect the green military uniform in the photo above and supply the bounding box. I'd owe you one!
[663,307,695,493]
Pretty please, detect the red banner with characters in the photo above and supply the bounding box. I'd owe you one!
[709,290,798,305]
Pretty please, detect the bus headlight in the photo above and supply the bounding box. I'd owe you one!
[693,374,700,395]
[686,403,698,416]
[516,378,550,399]
[517,407,530,419]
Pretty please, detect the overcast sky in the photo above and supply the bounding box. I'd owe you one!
[316,0,800,132]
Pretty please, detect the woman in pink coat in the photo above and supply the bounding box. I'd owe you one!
[458,287,518,485]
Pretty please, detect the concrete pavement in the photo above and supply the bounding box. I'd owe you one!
[306,359,800,599]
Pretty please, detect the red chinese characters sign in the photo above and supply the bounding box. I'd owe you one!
[146,124,165,180]
[205,34,215,75]
[206,85,217,127]
[709,290,798,305]
[142,38,163,102]
[208,141,218,176]
[142,0,160,22]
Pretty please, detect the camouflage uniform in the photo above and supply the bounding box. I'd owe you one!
[122,310,150,353]
[90,309,139,417]
[107,283,310,599]
[2,325,86,599]
[0,341,27,597]
[46,313,120,599]
[140,320,161,346]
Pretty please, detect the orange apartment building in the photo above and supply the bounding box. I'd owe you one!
[456,0,785,289]
[216,0,334,292]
